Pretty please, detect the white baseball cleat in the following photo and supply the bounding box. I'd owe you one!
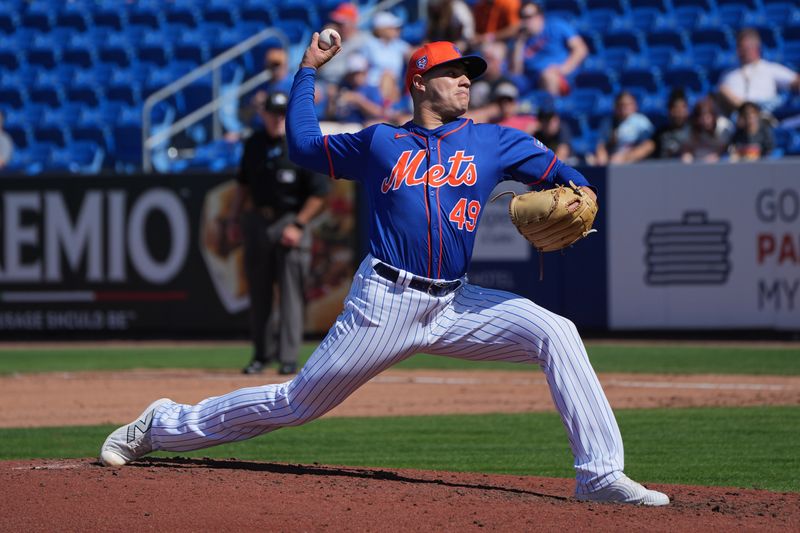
[99,398,171,467]
[576,474,670,506]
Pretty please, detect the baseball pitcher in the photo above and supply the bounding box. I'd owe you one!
[100,34,668,506]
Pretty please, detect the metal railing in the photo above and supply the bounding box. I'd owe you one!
[141,28,288,173]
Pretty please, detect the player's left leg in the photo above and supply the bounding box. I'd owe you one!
[275,243,311,374]
[427,282,666,504]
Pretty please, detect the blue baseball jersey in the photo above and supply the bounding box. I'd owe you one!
[287,67,590,280]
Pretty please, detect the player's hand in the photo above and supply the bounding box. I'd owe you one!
[579,186,597,203]
[280,223,303,248]
[300,32,341,70]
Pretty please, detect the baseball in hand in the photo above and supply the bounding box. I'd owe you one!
[318,28,340,50]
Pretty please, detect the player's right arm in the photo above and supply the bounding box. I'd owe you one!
[286,32,375,181]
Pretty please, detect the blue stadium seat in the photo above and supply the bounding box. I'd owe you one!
[138,39,174,68]
[601,47,631,71]
[671,0,714,10]
[645,29,690,52]
[112,123,143,172]
[55,5,91,32]
[0,43,22,70]
[240,3,275,26]
[691,43,723,69]
[29,82,65,108]
[4,144,49,175]
[764,3,799,27]
[33,125,70,148]
[48,141,105,174]
[663,66,708,94]
[630,7,662,29]
[784,41,800,70]
[128,5,162,30]
[544,0,583,16]
[751,25,783,52]
[716,0,761,10]
[401,19,426,46]
[716,5,749,29]
[5,123,31,149]
[584,0,627,14]
[672,6,706,30]
[21,6,54,32]
[620,67,661,92]
[602,30,645,52]
[202,1,239,27]
[165,4,200,28]
[183,140,241,172]
[568,88,602,115]
[574,69,617,94]
[0,5,20,34]
[577,8,618,35]
[91,7,125,31]
[274,19,309,45]
[690,27,735,51]
[72,124,113,157]
[277,0,319,28]
[42,102,82,127]
[63,35,97,68]
[26,37,62,70]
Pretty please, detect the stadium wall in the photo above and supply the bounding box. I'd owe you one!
[0,161,798,339]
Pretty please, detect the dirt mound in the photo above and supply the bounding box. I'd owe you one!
[1,458,797,532]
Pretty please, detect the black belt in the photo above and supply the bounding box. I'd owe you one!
[373,262,462,297]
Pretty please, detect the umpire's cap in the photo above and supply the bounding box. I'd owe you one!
[264,91,289,113]
[405,41,486,91]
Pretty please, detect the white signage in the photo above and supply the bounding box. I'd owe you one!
[608,161,799,330]
[472,181,531,261]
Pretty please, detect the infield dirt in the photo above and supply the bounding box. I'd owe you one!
[1,367,798,531]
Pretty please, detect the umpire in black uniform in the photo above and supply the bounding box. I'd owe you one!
[228,91,330,375]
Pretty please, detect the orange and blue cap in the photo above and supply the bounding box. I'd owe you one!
[405,41,487,90]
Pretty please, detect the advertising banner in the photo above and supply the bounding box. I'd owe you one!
[0,174,356,338]
[608,161,800,330]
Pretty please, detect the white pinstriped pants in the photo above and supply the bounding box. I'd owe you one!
[150,255,624,493]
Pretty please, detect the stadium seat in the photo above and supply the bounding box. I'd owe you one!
[112,123,143,173]
[1,84,29,109]
[91,7,125,32]
[630,7,662,29]
[138,40,174,68]
[602,30,644,53]
[578,8,618,35]
[690,28,735,50]
[4,143,49,175]
[5,123,31,150]
[783,41,800,70]
[670,0,713,11]
[584,0,627,14]
[764,3,799,27]
[0,5,19,34]
[620,67,661,92]
[29,82,65,108]
[0,43,22,70]
[544,0,583,16]
[202,1,239,28]
[674,6,711,29]
[33,125,70,147]
[48,141,105,174]
[55,5,91,32]
[574,69,617,94]
[601,47,630,71]
[277,0,320,28]
[568,88,603,115]
[165,4,200,29]
[716,0,761,10]
[21,6,54,32]
[128,5,162,30]
[663,66,708,94]
[183,140,241,172]
[240,3,275,26]
[691,43,723,69]
[645,29,690,52]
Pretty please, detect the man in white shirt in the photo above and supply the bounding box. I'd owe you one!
[719,28,799,113]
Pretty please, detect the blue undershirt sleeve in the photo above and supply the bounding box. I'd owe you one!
[286,67,375,182]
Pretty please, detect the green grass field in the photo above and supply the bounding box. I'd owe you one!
[1,342,799,375]
[0,342,798,492]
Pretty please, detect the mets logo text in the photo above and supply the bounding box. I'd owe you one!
[381,150,477,193]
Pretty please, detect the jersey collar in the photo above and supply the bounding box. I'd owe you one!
[402,117,471,137]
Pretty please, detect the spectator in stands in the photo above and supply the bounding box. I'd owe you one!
[241,46,294,132]
[728,101,775,162]
[536,108,573,163]
[328,54,386,125]
[647,88,691,160]
[718,28,800,114]
[318,2,370,86]
[426,0,475,50]
[491,81,537,135]
[362,11,411,90]
[588,91,654,166]
[681,97,732,164]
[469,41,515,109]
[472,0,521,45]
[0,110,13,169]
[511,1,588,97]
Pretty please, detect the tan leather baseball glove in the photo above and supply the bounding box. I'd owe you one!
[498,181,598,252]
